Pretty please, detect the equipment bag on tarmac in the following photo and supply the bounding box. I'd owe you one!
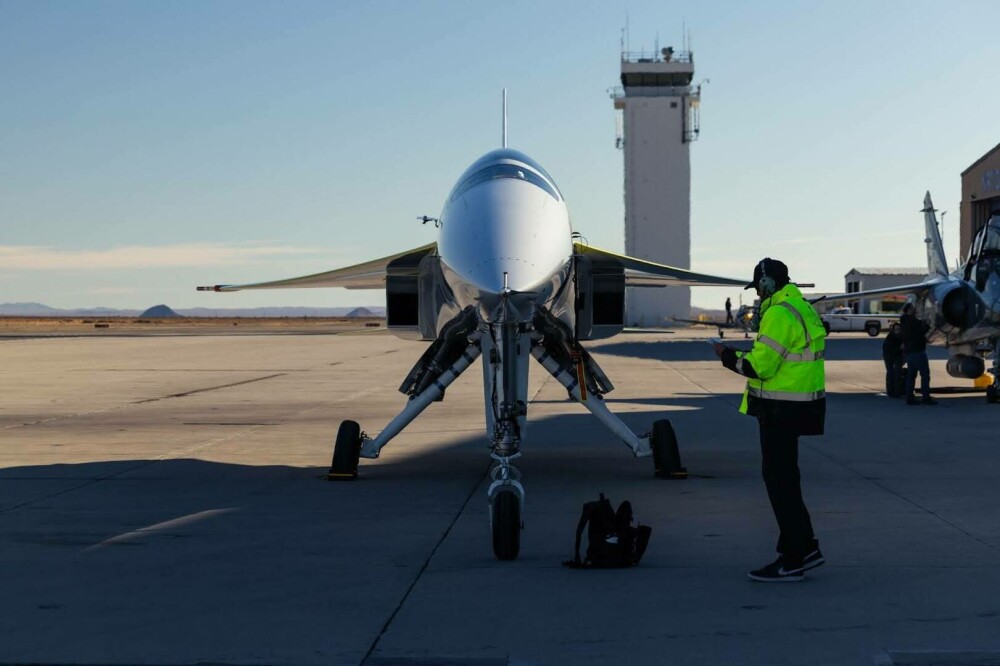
[563,493,652,568]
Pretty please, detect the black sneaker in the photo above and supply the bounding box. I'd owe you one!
[747,557,804,582]
[802,548,825,571]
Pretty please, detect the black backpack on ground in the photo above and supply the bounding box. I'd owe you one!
[563,493,652,568]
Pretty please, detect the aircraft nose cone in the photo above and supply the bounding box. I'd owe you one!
[470,258,545,295]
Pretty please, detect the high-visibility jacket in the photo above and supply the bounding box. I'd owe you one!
[736,283,826,435]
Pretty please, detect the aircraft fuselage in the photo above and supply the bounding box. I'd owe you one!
[437,149,573,323]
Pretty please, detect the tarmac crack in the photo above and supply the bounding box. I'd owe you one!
[132,373,286,404]
[359,365,551,665]
[3,346,403,431]
[359,460,490,666]
[1,373,287,430]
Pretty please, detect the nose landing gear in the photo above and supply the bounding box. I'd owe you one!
[488,453,524,561]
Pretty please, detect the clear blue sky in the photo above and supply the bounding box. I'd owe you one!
[2,0,998,310]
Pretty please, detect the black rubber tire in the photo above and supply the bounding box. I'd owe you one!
[987,384,998,404]
[651,419,686,479]
[823,322,831,335]
[866,323,881,337]
[328,420,362,480]
[491,491,521,560]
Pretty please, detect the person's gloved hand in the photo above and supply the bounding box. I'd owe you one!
[720,346,739,371]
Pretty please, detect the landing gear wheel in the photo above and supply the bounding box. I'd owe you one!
[651,419,687,479]
[327,420,362,480]
[988,384,999,404]
[491,490,521,560]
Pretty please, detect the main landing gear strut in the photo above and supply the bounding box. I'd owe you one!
[326,315,687,560]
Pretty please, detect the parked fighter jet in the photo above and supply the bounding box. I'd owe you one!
[198,119,747,560]
[812,192,1000,403]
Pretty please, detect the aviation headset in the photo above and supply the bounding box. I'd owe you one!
[757,259,777,299]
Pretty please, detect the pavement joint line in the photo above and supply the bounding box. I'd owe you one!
[0,373,286,431]
[359,361,549,665]
[359,457,491,666]
[0,378,397,514]
[667,353,1000,555]
[132,373,287,404]
[802,441,1000,555]
[2,347,403,432]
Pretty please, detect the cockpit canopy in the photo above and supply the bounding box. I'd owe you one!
[448,149,563,203]
[967,216,1000,290]
[980,217,1000,253]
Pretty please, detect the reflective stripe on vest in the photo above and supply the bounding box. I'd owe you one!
[757,334,825,362]
[747,386,826,401]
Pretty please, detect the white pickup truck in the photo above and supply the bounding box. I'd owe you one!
[820,307,898,337]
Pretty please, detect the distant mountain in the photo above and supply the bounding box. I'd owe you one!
[0,302,385,318]
[177,306,385,318]
[0,302,140,316]
[139,304,180,318]
[0,302,65,316]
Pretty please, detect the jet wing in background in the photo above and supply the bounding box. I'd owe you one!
[575,243,748,288]
[808,276,946,305]
[672,317,741,328]
[197,243,437,292]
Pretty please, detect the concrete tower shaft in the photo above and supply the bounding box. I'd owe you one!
[613,48,701,327]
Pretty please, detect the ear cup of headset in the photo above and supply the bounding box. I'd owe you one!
[757,259,776,298]
[758,276,776,297]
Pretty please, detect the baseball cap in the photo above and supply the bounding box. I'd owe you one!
[745,258,790,290]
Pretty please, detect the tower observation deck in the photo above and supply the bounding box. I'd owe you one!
[612,47,702,326]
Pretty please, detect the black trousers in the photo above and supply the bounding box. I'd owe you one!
[759,420,817,561]
[884,359,904,397]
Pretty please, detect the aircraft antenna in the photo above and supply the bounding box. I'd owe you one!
[502,89,508,148]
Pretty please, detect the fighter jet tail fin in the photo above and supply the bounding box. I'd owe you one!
[923,191,949,277]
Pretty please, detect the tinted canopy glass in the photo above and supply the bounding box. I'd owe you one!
[449,149,563,204]
[450,163,561,203]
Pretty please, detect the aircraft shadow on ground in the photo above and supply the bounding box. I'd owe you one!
[0,408,728,494]
[527,392,739,407]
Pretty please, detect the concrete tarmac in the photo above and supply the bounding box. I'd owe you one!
[1,327,999,666]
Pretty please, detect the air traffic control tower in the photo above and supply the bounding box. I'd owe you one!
[612,47,702,326]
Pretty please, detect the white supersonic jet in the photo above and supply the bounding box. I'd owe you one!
[199,117,747,560]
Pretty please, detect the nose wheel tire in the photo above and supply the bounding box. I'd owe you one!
[491,490,521,560]
[327,420,362,480]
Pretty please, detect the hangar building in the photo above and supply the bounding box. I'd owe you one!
[842,268,926,314]
[960,142,1000,256]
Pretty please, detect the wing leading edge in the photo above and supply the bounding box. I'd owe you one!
[575,243,748,288]
[808,277,946,305]
[197,243,437,292]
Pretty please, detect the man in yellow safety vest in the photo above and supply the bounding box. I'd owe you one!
[713,258,826,582]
